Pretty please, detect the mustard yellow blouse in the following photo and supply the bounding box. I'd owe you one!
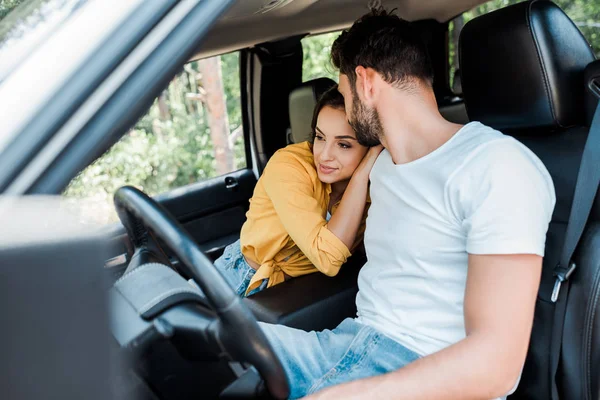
[240,141,368,295]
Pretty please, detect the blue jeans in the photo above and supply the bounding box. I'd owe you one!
[201,239,267,297]
[260,318,421,399]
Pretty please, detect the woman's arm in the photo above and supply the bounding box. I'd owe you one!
[327,145,382,249]
[262,156,351,275]
[262,146,381,275]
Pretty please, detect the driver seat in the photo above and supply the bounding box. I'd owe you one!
[460,1,599,398]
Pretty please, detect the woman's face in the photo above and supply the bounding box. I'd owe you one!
[312,106,369,185]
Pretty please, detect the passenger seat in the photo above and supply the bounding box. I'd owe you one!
[287,78,336,144]
[439,69,469,124]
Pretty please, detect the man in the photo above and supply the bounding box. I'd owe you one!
[260,8,555,400]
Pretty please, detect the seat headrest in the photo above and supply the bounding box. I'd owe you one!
[288,77,336,143]
[459,0,595,131]
[584,60,600,126]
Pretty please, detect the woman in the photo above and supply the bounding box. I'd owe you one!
[214,86,382,296]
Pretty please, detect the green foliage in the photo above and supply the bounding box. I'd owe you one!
[302,31,341,82]
[63,52,245,223]
[221,52,242,130]
[0,0,25,20]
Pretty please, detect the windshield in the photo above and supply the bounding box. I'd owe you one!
[0,0,88,83]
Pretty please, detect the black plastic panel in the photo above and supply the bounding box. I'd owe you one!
[245,254,365,331]
[0,213,115,399]
[155,169,256,223]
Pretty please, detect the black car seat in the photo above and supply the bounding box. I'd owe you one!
[460,1,598,399]
[286,77,336,144]
[439,69,470,124]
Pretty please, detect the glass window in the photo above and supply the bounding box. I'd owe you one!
[0,0,90,83]
[301,31,341,82]
[449,0,600,92]
[62,52,245,224]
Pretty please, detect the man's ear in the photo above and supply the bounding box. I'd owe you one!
[354,66,378,107]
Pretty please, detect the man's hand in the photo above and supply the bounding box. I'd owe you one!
[302,253,542,400]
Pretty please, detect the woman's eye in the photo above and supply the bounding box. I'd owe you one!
[315,135,325,141]
[339,142,351,149]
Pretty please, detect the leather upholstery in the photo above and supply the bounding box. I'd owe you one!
[460,1,598,399]
[245,254,364,331]
[439,101,469,124]
[460,0,595,131]
[288,77,336,143]
[585,60,600,126]
[452,69,462,96]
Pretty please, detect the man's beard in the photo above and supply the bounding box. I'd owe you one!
[348,90,384,147]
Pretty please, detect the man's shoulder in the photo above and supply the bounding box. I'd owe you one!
[448,123,554,204]
[452,122,544,176]
[450,121,509,154]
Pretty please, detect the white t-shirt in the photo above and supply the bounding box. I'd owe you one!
[356,122,555,377]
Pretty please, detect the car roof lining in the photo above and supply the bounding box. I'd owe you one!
[190,0,489,60]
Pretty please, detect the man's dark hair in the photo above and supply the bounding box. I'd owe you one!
[310,85,345,142]
[331,7,433,89]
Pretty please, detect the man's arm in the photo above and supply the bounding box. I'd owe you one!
[305,253,542,400]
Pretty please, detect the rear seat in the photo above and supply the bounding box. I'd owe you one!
[460,1,598,399]
[439,99,469,124]
[292,76,470,129]
[287,77,336,144]
[439,69,470,124]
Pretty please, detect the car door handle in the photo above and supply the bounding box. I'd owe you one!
[225,176,239,191]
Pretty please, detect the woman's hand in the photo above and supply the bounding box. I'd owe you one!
[354,145,384,179]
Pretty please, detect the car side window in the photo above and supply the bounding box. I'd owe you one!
[448,0,600,94]
[62,52,245,223]
[301,31,341,82]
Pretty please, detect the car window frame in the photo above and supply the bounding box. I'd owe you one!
[0,0,171,192]
[2,0,234,195]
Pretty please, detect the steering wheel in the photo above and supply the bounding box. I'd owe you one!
[114,186,289,399]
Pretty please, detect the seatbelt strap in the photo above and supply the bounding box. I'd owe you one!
[550,101,600,400]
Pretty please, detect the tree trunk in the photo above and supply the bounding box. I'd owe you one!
[198,56,234,175]
[157,92,171,121]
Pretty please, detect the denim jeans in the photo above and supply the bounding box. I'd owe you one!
[259,318,421,399]
[193,239,267,297]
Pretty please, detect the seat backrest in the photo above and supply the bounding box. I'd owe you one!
[460,1,598,398]
[287,77,336,144]
[439,69,470,124]
[439,100,469,124]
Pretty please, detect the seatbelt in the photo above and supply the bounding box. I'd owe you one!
[549,100,600,400]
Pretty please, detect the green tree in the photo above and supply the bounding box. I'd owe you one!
[64,52,245,223]
[302,31,340,82]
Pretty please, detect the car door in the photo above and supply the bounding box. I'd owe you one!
[61,51,258,272]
